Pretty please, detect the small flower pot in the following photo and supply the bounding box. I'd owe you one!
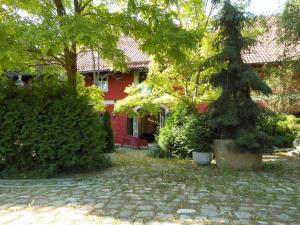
[192,152,213,165]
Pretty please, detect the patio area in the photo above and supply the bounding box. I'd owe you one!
[0,149,299,225]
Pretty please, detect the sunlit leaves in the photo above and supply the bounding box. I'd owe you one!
[279,0,300,44]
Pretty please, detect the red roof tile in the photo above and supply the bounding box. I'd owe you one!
[242,23,300,64]
[77,37,150,72]
[77,28,300,72]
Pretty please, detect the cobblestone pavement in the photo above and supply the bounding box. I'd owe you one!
[0,150,299,225]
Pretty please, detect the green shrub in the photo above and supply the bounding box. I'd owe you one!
[157,104,213,159]
[103,111,115,153]
[188,114,214,152]
[0,77,108,177]
[148,143,170,158]
[257,111,298,148]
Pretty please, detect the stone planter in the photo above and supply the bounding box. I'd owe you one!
[192,152,213,165]
[213,139,262,170]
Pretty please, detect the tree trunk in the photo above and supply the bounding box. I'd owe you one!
[64,46,77,87]
[54,0,78,88]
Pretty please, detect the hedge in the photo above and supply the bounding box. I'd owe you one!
[0,77,108,177]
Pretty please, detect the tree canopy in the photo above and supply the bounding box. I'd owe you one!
[115,0,222,115]
[0,0,193,87]
[279,0,300,44]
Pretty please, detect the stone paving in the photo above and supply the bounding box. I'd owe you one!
[0,150,299,225]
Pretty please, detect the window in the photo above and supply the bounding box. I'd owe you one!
[127,117,133,136]
[96,75,108,92]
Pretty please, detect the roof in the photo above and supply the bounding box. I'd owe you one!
[77,26,300,72]
[77,37,150,73]
[242,22,300,64]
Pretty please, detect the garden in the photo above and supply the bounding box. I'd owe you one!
[0,0,300,224]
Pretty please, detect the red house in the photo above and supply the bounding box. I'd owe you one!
[76,28,300,146]
[77,37,160,146]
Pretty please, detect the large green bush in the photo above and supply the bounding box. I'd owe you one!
[0,77,108,177]
[258,111,299,148]
[156,104,213,159]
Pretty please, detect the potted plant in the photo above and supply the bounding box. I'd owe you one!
[208,1,273,170]
[189,114,214,165]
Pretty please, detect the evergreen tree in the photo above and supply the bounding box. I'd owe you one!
[103,111,115,153]
[209,0,273,152]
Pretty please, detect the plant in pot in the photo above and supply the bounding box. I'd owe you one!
[189,113,214,165]
[208,1,273,170]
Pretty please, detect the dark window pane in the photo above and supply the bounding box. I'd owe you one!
[127,117,133,136]
[139,72,147,83]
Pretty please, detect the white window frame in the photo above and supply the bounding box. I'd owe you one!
[96,74,108,92]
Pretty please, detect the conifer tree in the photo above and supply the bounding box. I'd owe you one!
[209,0,273,152]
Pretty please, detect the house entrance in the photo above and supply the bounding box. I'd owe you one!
[138,115,159,142]
[128,107,168,143]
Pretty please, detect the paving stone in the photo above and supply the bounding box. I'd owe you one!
[200,208,218,217]
[161,223,181,225]
[176,209,196,214]
[106,203,122,209]
[257,221,269,225]
[234,211,251,220]
[135,211,154,218]
[137,205,154,210]
[276,213,290,221]
[156,213,174,221]
[94,203,105,209]
[119,210,132,218]
[157,206,173,212]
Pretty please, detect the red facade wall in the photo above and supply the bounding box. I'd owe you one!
[105,73,134,144]
[104,73,134,100]
[85,72,134,144]
[106,105,129,144]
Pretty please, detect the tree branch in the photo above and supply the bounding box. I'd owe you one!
[53,0,66,16]
[79,0,92,13]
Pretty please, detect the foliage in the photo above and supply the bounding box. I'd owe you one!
[209,1,273,153]
[261,61,300,114]
[116,0,221,115]
[1,0,194,87]
[1,0,129,86]
[103,111,115,153]
[279,0,300,44]
[114,83,174,116]
[0,7,34,74]
[0,77,108,177]
[157,104,213,159]
[76,73,105,111]
[258,110,299,148]
[189,113,215,152]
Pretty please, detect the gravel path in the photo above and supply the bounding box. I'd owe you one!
[0,150,299,225]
